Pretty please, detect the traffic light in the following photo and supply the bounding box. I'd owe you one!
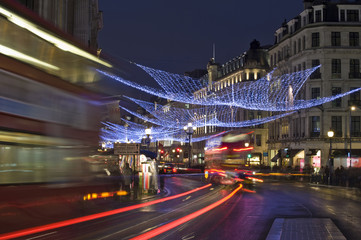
[285,149,290,158]
[160,149,165,159]
[247,153,252,158]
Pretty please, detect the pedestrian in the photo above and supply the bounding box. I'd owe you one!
[132,169,139,200]
[335,167,340,185]
[122,163,133,197]
[319,166,325,184]
[340,165,345,186]
[324,165,330,184]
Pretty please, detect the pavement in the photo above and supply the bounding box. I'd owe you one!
[264,182,361,240]
[266,218,346,240]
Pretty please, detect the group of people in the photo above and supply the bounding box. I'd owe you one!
[110,162,139,200]
[313,165,361,187]
[110,159,163,199]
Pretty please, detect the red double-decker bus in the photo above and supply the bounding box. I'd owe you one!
[204,130,255,170]
[0,1,112,184]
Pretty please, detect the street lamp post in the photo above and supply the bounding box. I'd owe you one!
[184,123,196,168]
[349,106,356,168]
[327,129,334,185]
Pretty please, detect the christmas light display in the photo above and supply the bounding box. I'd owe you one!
[119,104,296,129]
[98,63,361,147]
[122,96,297,128]
[100,121,228,144]
[98,65,360,111]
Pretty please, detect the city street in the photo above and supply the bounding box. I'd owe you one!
[2,176,361,240]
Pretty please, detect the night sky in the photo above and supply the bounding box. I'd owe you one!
[98,0,304,75]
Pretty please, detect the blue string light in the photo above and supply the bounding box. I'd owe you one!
[98,65,360,111]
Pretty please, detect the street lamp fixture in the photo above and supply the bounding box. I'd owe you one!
[327,129,334,138]
[184,123,196,168]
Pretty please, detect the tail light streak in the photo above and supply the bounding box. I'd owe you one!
[245,176,263,182]
[130,184,243,240]
[233,146,254,152]
[0,184,212,240]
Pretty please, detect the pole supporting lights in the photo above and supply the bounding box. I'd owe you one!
[184,123,196,168]
[327,129,334,184]
[349,106,356,168]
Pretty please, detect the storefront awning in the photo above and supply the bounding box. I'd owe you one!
[333,149,361,157]
[288,149,303,158]
[271,155,279,162]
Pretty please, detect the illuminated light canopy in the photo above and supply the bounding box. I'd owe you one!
[99,64,360,111]
[119,98,297,128]
[135,63,203,96]
[0,6,112,68]
[100,121,224,144]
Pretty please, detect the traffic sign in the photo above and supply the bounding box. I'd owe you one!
[114,143,140,155]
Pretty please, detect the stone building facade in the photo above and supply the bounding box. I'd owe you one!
[268,0,361,170]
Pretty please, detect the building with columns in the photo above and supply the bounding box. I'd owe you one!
[268,0,361,170]
[193,39,271,166]
[16,0,103,51]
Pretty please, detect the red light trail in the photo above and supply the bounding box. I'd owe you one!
[0,184,212,240]
[130,184,243,240]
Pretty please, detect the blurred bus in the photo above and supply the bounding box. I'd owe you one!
[0,2,112,184]
[205,130,254,170]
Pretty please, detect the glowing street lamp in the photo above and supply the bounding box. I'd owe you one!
[327,129,334,184]
[184,123,197,167]
[349,106,356,167]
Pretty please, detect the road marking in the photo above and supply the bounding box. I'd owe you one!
[182,196,191,201]
[25,231,56,240]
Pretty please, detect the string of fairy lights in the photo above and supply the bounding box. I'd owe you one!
[100,121,226,144]
[119,96,298,128]
[98,65,360,111]
[98,62,361,144]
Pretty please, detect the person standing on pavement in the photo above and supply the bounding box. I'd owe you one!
[325,165,330,184]
[122,163,133,196]
[319,166,325,184]
[132,169,139,200]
